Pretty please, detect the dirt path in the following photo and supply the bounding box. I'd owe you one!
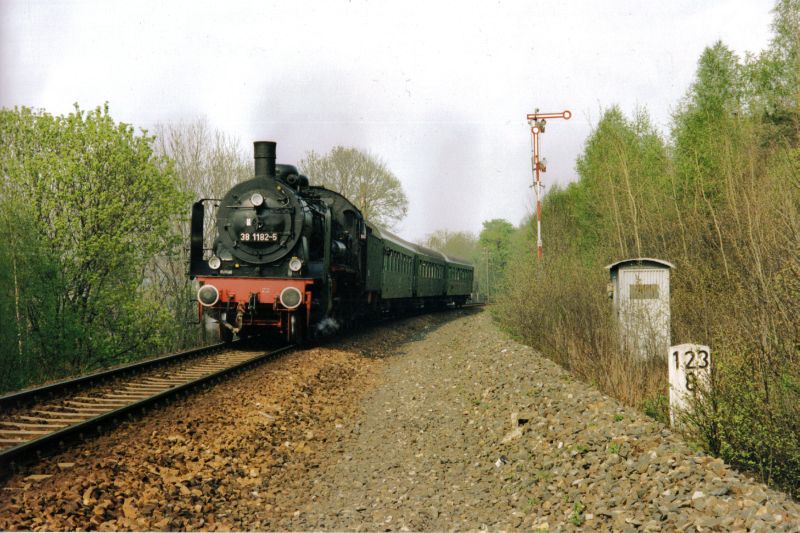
[1,309,798,531]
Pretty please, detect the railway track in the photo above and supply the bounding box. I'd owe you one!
[0,342,292,472]
[0,305,481,474]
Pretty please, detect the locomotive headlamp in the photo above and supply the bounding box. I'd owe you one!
[279,286,302,309]
[250,192,264,207]
[288,256,303,272]
[197,284,220,307]
[208,256,222,270]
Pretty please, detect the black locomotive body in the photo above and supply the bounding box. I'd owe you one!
[189,141,474,343]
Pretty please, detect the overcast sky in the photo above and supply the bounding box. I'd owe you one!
[0,0,775,242]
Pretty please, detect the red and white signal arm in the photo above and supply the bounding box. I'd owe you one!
[668,343,711,427]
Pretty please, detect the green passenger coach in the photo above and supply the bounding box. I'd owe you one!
[366,223,474,310]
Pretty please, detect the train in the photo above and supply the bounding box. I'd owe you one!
[189,141,474,343]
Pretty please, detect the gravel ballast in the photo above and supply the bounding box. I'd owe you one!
[1,309,798,531]
[285,310,799,531]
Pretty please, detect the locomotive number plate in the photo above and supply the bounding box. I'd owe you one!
[240,232,279,242]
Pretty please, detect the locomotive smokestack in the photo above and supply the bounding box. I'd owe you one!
[254,141,276,179]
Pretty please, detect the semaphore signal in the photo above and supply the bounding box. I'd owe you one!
[526,108,571,259]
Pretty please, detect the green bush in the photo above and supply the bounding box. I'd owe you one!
[0,105,188,392]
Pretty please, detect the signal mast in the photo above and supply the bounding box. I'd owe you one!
[526,108,571,259]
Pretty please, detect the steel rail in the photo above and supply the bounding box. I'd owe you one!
[0,345,293,472]
[0,342,229,410]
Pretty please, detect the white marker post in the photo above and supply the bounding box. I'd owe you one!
[668,343,711,427]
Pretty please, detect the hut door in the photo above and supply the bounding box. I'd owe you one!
[619,268,670,358]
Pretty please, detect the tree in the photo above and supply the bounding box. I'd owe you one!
[478,219,515,300]
[479,219,514,266]
[152,118,251,201]
[576,106,669,259]
[743,0,800,139]
[0,104,186,389]
[298,146,408,229]
[422,229,477,260]
[765,0,800,115]
[150,119,251,347]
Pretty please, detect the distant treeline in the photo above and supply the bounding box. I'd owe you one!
[492,1,799,496]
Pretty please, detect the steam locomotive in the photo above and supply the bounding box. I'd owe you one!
[189,141,474,343]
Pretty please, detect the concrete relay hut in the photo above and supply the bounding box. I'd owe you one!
[606,258,675,360]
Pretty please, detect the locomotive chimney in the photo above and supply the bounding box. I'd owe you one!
[254,141,276,179]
